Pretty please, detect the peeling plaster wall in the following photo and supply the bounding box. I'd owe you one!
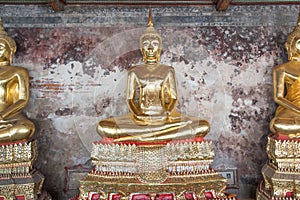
[0,5,299,199]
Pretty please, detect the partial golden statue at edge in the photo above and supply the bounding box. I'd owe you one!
[270,12,300,139]
[0,19,34,142]
[97,10,210,142]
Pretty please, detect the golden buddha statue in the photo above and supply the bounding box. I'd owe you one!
[257,12,300,199]
[0,19,47,200]
[270,14,300,138]
[0,19,34,142]
[97,11,209,142]
[80,10,230,200]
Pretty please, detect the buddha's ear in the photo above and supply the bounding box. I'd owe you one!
[285,42,292,61]
[284,42,291,60]
[156,49,161,62]
[9,48,15,63]
[10,42,16,63]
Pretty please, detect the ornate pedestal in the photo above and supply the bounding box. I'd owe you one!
[0,140,45,200]
[79,137,233,200]
[257,134,300,199]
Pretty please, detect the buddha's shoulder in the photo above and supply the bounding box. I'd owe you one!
[274,61,300,72]
[159,64,174,70]
[128,64,174,71]
[0,65,28,74]
[6,66,28,75]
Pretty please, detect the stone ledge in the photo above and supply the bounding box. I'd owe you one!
[0,5,299,27]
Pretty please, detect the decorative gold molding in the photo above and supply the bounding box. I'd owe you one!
[79,140,229,199]
[0,171,45,199]
[258,135,300,198]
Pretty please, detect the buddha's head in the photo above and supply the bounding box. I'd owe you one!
[0,18,16,64]
[286,12,300,61]
[140,10,162,64]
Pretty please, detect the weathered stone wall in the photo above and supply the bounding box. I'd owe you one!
[0,4,299,199]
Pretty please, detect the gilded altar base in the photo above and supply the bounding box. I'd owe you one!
[0,140,45,200]
[79,138,233,200]
[257,134,300,199]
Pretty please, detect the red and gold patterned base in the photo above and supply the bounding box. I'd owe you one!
[257,134,300,199]
[0,140,49,200]
[0,170,44,199]
[257,181,299,200]
[73,192,236,200]
[79,137,232,200]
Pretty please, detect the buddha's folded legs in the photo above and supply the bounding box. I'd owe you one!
[271,116,300,138]
[0,116,35,142]
[114,121,209,142]
[97,114,209,142]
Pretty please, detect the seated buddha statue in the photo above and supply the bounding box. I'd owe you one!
[0,19,35,142]
[270,20,300,138]
[97,11,209,142]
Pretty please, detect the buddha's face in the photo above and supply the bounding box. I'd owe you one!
[141,37,161,63]
[0,41,9,62]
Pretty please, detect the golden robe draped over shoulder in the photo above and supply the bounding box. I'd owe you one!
[276,77,300,116]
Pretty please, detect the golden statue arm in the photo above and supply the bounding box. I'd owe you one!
[0,71,29,119]
[126,71,143,116]
[163,70,177,114]
[273,68,300,114]
[1,100,27,119]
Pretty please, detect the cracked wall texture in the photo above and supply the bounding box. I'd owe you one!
[0,4,299,199]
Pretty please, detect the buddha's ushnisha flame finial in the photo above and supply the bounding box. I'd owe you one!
[140,8,162,63]
[140,8,162,47]
[148,9,153,27]
[0,18,6,34]
[0,18,11,37]
[297,7,300,26]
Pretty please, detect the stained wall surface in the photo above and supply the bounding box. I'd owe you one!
[0,4,299,199]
